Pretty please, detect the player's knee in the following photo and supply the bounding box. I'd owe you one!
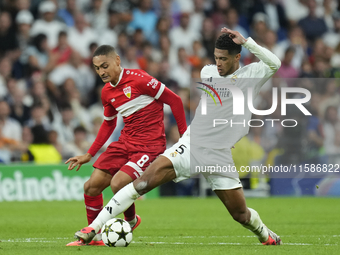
[110,181,123,194]
[134,180,150,195]
[231,211,248,224]
[84,180,90,194]
[84,180,101,196]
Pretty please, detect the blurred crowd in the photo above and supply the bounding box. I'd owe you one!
[0,0,340,176]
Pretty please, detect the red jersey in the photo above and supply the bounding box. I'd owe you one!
[101,68,167,146]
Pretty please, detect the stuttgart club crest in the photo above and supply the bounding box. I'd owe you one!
[123,86,131,98]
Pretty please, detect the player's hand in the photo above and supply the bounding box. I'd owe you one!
[221,27,247,45]
[65,153,92,171]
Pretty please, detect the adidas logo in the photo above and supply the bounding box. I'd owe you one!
[105,206,112,214]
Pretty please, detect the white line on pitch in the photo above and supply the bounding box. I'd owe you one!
[132,241,337,246]
[138,235,340,239]
[1,237,70,243]
[1,237,338,246]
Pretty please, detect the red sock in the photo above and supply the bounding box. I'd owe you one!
[124,203,136,222]
[84,193,103,225]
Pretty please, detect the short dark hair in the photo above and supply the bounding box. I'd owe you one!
[215,33,241,55]
[31,125,49,144]
[31,102,44,110]
[32,33,47,52]
[58,31,67,38]
[74,125,87,134]
[60,103,72,112]
[93,45,116,57]
[285,46,295,55]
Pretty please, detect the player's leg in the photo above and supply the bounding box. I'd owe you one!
[134,155,177,194]
[83,168,112,225]
[109,146,166,229]
[213,183,281,245]
[88,136,190,232]
[109,170,137,228]
[67,141,129,246]
[74,134,190,243]
[88,155,176,234]
[66,168,112,246]
[81,141,124,225]
[75,156,176,243]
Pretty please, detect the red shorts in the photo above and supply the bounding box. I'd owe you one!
[93,140,166,180]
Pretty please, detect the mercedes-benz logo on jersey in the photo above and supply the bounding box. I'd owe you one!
[126,70,130,74]
[196,82,223,106]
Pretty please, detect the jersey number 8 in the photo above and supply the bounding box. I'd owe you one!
[137,155,150,167]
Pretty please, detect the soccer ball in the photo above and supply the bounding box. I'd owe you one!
[101,218,133,247]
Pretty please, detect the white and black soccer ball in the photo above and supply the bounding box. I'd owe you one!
[101,218,133,247]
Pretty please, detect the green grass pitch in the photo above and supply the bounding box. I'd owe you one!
[0,197,339,255]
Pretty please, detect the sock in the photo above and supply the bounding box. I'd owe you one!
[84,193,103,225]
[90,183,140,233]
[124,202,137,228]
[242,208,268,242]
[92,233,102,241]
[127,216,137,228]
[124,203,136,222]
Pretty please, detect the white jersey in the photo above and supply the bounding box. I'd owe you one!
[190,37,281,149]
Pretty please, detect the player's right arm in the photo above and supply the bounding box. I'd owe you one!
[241,37,281,77]
[65,90,118,171]
[221,28,281,77]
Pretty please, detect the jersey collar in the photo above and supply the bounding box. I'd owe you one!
[110,68,124,87]
[222,65,242,78]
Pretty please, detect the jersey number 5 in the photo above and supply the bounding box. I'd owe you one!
[175,144,187,155]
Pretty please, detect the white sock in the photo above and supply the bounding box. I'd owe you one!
[127,217,137,228]
[242,208,268,242]
[89,183,140,233]
[92,233,102,241]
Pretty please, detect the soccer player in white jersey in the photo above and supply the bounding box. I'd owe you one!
[73,28,283,245]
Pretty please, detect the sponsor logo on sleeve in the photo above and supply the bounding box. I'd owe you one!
[147,78,158,89]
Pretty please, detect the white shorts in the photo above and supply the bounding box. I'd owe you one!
[161,129,242,190]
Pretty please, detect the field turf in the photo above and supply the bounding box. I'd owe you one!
[0,197,339,255]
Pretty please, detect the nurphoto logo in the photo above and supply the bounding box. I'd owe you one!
[198,81,312,128]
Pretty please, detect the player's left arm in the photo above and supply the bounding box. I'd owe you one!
[157,87,187,136]
[138,73,187,136]
[221,28,281,77]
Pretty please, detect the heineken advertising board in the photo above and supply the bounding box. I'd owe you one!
[0,164,159,201]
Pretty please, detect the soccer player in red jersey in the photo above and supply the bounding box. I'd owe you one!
[65,45,187,246]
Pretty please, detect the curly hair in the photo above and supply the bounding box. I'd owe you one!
[93,45,116,57]
[215,33,241,55]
